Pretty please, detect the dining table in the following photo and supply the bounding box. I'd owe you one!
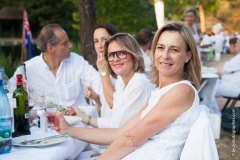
[1,105,99,160]
[199,67,219,113]
[2,123,86,160]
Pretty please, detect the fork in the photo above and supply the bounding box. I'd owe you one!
[20,134,69,144]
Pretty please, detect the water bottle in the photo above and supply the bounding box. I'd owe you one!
[37,109,47,133]
[0,72,12,154]
[0,67,10,93]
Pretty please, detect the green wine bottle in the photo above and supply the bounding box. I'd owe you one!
[12,74,30,137]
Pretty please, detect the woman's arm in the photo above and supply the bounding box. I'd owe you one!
[84,86,102,111]
[51,103,149,145]
[97,52,115,109]
[101,75,115,108]
[98,84,195,159]
[66,106,100,128]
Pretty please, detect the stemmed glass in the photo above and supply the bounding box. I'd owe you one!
[28,86,36,111]
[35,86,44,108]
[42,96,59,132]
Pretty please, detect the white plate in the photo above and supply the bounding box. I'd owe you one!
[64,116,82,125]
[12,133,69,147]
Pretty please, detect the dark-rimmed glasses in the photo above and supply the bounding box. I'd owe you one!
[105,50,128,62]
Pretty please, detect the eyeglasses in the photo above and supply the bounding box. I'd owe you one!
[105,50,128,62]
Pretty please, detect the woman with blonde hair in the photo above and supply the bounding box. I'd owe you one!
[50,23,202,159]
[67,33,153,129]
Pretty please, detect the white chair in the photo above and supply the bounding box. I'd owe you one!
[180,105,219,160]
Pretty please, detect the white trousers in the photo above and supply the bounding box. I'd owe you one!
[211,80,240,116]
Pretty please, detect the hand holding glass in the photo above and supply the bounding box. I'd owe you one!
[42,96,59,131]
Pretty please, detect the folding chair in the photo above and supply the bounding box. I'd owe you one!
[222,94,240,112]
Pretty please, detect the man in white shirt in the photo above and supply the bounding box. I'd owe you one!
[212,37,240,115]
[10,24,101,107]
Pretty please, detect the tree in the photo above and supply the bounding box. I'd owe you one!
[78,0,96,66]
[217,0,240,33]
[162,0,220,21]
[0,0,78,40]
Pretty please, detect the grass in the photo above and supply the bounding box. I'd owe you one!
[216,128,240,160]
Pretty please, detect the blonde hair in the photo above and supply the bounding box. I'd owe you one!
[103,33,145,79]
[150,23,201,89]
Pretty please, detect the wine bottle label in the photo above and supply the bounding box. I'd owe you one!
[24,100,29,119]
[12,98,17,108]
[0,119,12,139]
[25,113,29,119]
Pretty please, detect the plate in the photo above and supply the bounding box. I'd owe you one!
[64,116,82,125]
[12,133,69,147]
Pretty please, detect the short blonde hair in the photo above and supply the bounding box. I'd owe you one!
[103,33,145,79]
[150,23,201,89]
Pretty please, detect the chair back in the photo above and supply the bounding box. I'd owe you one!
[180,105,219,160]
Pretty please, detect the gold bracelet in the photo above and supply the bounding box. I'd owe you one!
[86,115,91,125]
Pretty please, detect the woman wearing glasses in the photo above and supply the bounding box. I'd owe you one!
[51,23,202,159]
[67,33,154,129]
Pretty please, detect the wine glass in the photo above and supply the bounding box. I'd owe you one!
[28,86,36,111]
[42,96,59,132]
[35,86,44,108]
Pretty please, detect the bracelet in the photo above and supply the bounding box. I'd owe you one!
[86,115,91,125]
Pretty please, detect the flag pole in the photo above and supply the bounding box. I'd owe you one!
[20,10,25,62]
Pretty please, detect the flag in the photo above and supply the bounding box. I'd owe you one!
[22,10,35,61]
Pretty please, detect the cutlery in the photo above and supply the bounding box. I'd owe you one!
[19,134,69,145]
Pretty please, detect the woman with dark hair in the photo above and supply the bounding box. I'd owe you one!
[83,22,119,118]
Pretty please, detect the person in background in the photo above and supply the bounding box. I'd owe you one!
[10,24,101,108]
[211,37,240,115]
[184,7,201,60]
[136,28,154,56]
[67,33,153,129]
[84,22,119,118]
[50,23,202,159]
[136,28,154,77]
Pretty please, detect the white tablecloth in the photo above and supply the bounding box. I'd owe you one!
[2,106,99,160]
[1,123,87,160]
[199,73,219,110]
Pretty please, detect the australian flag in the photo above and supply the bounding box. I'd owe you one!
[23,10,35,60]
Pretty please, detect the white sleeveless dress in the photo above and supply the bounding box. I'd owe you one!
[122,80,200,160]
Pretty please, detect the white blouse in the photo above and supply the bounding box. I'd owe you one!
[122,80,200,160]
[97,73,154,128]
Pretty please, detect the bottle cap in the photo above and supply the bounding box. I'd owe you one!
[18,64,26,74]
[16,74,23,85]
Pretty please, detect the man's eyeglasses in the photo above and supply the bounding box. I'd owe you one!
[105,50,128,62]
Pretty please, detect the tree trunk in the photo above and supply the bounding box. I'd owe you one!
[78,0,96,66]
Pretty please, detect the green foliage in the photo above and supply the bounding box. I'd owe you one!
[66,0,157,33]
[70,41,81,55]
[1,0,79,41]
[0,53,20,78]
[95,0,157,32]
[159,0,220,21]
